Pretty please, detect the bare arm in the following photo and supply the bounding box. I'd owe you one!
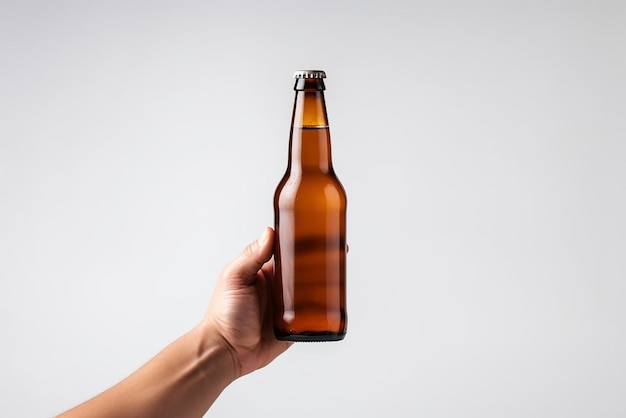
[58,228,291,418]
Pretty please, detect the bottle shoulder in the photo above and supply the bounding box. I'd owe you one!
[274,172,346,208]
[276,171,345,191]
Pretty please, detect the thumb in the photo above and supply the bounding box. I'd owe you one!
[225,227,274,285]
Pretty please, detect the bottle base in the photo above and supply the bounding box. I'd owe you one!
[274,331,346,342]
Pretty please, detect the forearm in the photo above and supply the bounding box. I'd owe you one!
[58,324,238,418]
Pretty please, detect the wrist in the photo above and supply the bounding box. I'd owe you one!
[194,322,241,383]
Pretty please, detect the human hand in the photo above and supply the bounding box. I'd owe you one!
[57,228,291,418]
[203,227,292,378]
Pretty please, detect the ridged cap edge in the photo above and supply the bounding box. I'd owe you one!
[293,70,326,79]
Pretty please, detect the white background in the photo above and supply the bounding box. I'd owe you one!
[1,0,625,416]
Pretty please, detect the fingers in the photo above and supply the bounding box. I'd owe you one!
[224,228,274,285]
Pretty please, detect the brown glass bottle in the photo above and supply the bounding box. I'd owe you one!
[273,70,347,342]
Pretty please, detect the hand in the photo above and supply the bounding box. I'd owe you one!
[203,227,292,377]
[58,228,291,418]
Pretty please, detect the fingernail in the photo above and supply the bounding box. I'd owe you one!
[258,227,270,246]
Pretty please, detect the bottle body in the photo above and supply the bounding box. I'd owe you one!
[273,71,347,342]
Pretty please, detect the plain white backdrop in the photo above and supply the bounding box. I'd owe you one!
[1,0,625,416]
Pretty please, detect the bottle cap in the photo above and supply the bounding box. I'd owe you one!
[293,70,326,79]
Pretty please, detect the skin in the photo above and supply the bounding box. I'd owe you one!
[58,227,292,418]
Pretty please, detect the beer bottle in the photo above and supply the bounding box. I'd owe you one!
[273,70,347,342]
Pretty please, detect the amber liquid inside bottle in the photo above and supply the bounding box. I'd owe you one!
[273,75,347,342]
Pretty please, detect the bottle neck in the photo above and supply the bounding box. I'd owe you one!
[288,84,333,174]
[291,90,329,128]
